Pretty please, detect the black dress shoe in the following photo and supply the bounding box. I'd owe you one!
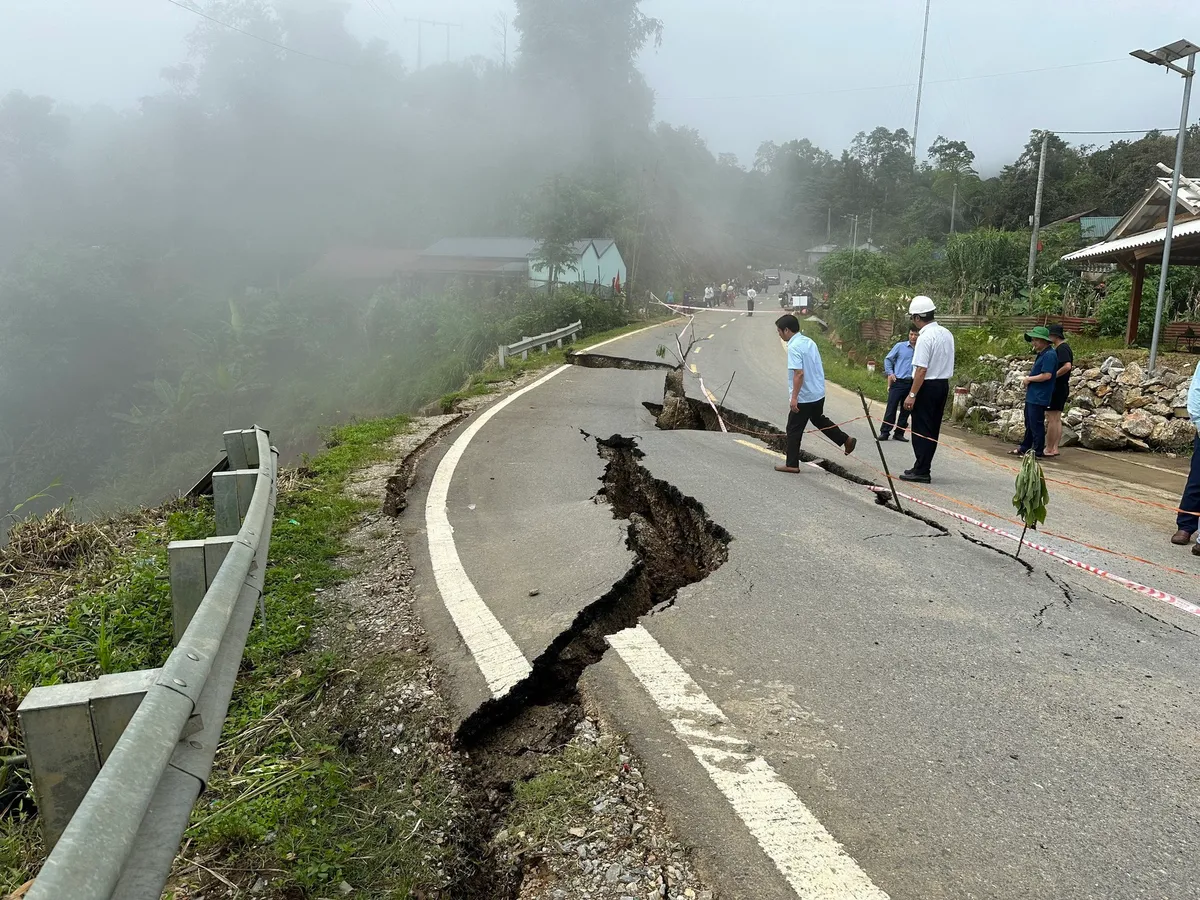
[893,434,909,443]
[899,471,931,483]
[878,434,891,441]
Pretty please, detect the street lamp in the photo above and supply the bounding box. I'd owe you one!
[1131,39,1198,370]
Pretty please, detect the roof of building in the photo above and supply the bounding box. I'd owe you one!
[1107,176,1200,241]
[420,237,619,261]
[1079,216,1121,241]
[1061,216,1200,265]
[421,238,540,260]
[1061,174,1200,267]
[806,244,840,253]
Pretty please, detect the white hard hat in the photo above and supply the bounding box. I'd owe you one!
[909,295,936,315]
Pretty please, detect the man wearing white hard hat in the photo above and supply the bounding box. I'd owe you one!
[900,295,955,483]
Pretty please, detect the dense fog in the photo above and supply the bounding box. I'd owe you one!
[1,0,1196,518]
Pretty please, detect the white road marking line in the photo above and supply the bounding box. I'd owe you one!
[425,320,672,696]
[689,363,699,374]
[720,324,728,329]
[430,317,887,897]
[693,346,702,354]
[608,626,890,900]
[707,333,715,340]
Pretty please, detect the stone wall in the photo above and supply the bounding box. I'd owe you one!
[963,355,1197,452]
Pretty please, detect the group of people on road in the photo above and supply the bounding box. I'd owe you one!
[770,293,1200,566]
[774,295,955,484]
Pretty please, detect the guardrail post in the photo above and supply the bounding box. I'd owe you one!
[17,669,160,848]
[212,469,258,535]
[498,344,507,367]
[168,536,236,643]
[521,337,530,361]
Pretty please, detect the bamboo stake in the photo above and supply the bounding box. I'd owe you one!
[858,388,904,514]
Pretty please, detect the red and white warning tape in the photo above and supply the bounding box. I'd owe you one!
[869,486,1200,618]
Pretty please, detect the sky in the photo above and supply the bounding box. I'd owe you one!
[2,0,1198,173]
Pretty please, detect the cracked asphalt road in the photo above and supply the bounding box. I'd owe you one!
[410,317,1200,900]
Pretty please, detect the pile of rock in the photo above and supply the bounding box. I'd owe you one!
[963,354,1196,451]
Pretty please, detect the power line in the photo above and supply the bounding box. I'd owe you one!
[1054,128,1179,134]
[162,0,356,68]
[659,57,1128,103]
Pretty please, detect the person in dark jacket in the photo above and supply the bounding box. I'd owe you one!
[879,327,918,441]
[1011,326,1058,458]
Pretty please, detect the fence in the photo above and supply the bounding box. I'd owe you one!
[859,314,1101,344]
[497,320,583,366]
[18,426,278,900]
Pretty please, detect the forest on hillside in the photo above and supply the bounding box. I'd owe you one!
[1,0,1196,517]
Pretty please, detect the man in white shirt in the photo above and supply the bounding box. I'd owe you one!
[773,314,857,473]
[900,296,955,484]
[746,287,756,317]
[1170,360,1200,554]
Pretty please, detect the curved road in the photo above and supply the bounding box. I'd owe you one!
[409,314,1200,900]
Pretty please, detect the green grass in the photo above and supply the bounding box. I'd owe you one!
[502,741,619,846]
[0,501,215,892]
[438,315,676,411]
[798,322,890,403]
[178,413,478,899]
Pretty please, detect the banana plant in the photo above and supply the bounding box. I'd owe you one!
[1012,450,1049,559]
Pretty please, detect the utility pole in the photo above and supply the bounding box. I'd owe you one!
[868,209,875,244]
[950,182,958,234]
[406,18,462,68]
[827,207,831,243]
[1026,130,1049,286]
[912,0,932,159]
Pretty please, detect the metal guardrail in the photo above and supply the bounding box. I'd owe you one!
[18,427,278,900]
[497,319,583,367]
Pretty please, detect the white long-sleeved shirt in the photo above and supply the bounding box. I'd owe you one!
[1187,361,1200,426]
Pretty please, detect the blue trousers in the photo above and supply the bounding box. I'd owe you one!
[1017,402,1047,456]
[1178,436,1200,532]
[880,378,912,438]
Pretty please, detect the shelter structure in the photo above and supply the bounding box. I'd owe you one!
[1063,174,1200,345]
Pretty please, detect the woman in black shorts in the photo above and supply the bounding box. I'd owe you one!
[1044,324,1073,458]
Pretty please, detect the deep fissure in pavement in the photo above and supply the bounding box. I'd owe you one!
[448,433,731,897]
[566,350,678,371]
[644,371,951,536]
[457,433,731,755]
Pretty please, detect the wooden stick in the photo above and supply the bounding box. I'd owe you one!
[858,388,904,514]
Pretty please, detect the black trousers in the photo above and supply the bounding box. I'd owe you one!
[747,298,754,317]
[910,379,950,475]
[879,378,912,437]
[1178,435,1200,532]
[786,397,849,467]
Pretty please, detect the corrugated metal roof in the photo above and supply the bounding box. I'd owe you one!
[421,237,617,260]
[1079,216,1121,240]
[1062,217,1200,262]
[422,238,540,259]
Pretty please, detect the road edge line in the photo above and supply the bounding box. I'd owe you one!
[424,319,675,696]
[607,625,890,900]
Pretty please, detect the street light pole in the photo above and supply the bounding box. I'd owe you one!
[1026,131,1049,286]
[1146,51,1196,369]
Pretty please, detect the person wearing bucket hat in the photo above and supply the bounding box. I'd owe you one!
[1009,325,1057,458]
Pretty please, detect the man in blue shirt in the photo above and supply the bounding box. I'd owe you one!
[1012,326,1057,458]
[879,327,918,441]
[774,314,857,473]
